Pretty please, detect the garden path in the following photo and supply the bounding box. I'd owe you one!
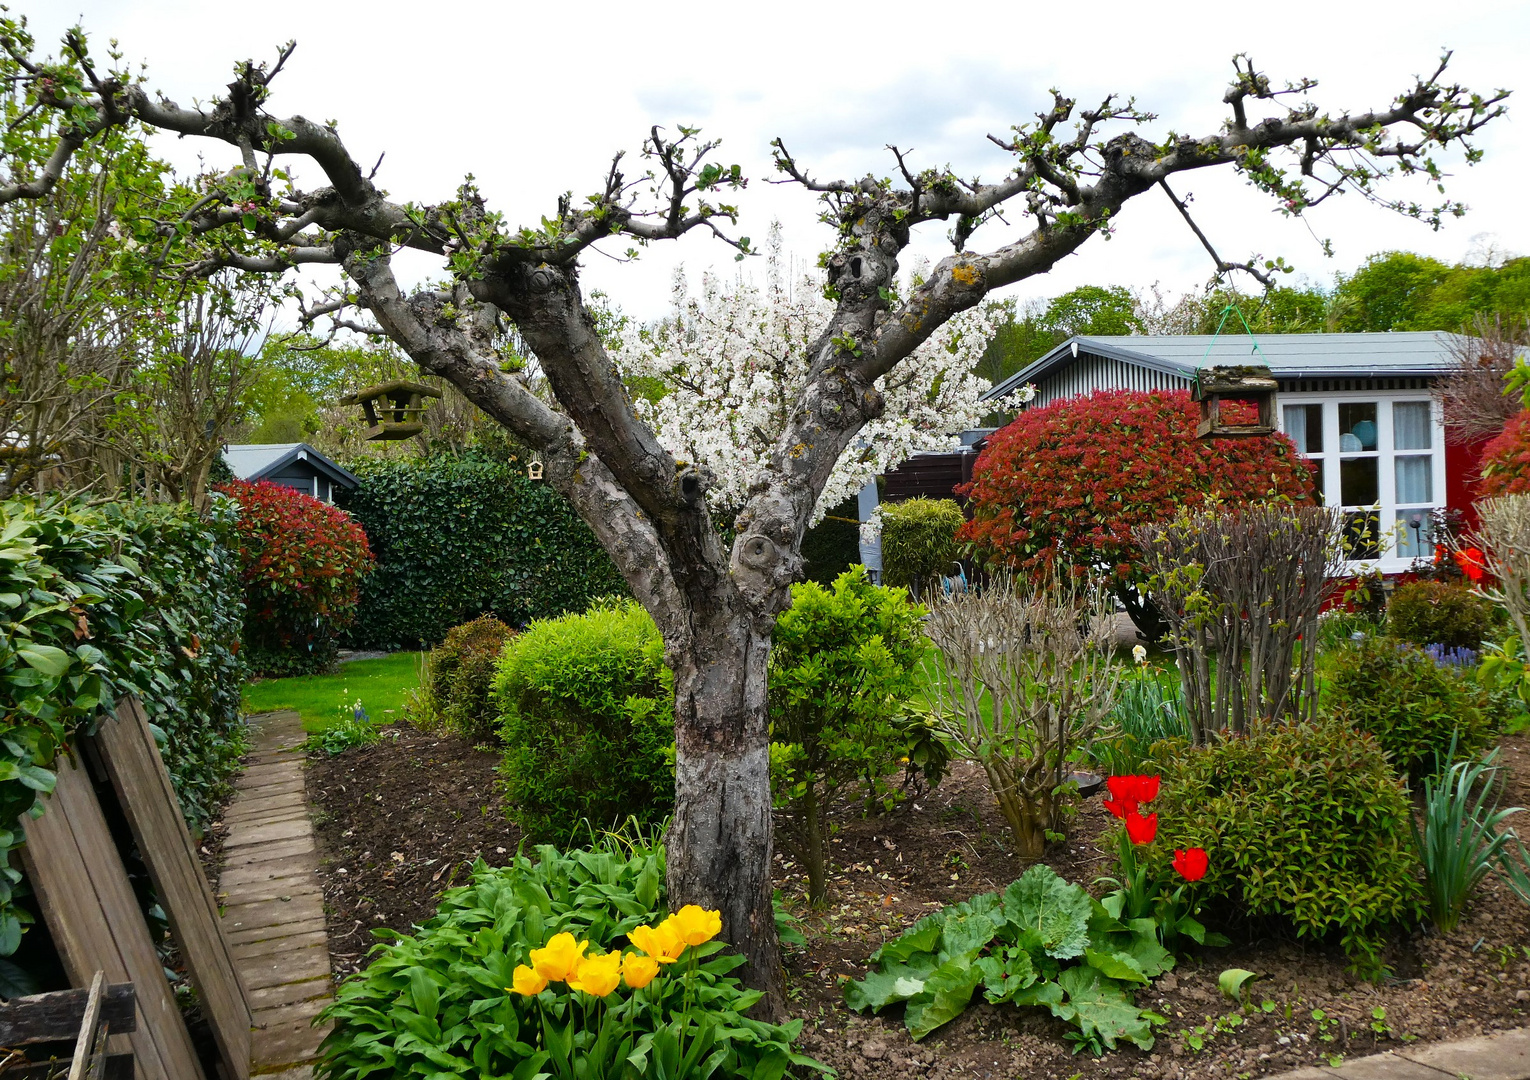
[217,710,332,1079]
[1269,1026,1530,1080]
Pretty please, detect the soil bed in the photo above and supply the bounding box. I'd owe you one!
[307,724,1530,1079]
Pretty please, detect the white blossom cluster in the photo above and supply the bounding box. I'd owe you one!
[614,232,994,524]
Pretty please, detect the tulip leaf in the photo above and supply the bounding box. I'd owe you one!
[1219,968,1259,1002]
[1001,864,1092,960]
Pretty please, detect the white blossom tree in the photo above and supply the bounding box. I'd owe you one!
[5,22,1506,1011]
[616,230,993,521]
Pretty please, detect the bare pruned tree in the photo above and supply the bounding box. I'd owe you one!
[2,19,1506,1007]
[1440,313,1527,444]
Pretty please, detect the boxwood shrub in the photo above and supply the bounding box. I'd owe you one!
[1322,635,1495,779]
[1148,716,1424,974]
[339,453,628,649]
[494,600,673,839]
[0,497,245,956]
[1386,580,1494,651]
[427,614,516,743]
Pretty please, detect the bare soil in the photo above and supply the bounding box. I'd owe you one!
[306,725,1530,1079]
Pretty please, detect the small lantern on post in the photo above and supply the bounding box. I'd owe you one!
[338,380,444,441]
[1192,365,1279,439]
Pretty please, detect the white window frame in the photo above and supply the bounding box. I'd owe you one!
[1278,390,1446,576]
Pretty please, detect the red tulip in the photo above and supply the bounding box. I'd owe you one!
[1455,547,1487,583]
[1131,775,1160,804]
[1103,794,1132,819]
[1124,808,1158,845]
[1172,847,1209,882]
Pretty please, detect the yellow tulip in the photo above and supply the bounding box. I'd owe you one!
[667,905,722,948]
[629,920,686,964]
[621,951,660,989]
[529,932,589,983]
[568,951,622,997]
[510,964,548,996]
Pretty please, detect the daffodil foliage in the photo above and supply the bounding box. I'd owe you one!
[615,231,993,522]
[845,864,1176,1055]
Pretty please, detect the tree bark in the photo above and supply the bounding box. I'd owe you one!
[666,609,785,1016]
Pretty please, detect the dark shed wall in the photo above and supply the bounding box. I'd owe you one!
[883,451,976,504]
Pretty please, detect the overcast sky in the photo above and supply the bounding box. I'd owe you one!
[24,0,1530,321]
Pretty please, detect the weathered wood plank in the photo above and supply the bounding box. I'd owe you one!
[21,751,205,1080]
[0,983,135,1044]
[91,697,252,1080]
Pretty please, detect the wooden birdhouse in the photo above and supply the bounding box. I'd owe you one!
[338,380,444,441]
[1193,365,1278,439]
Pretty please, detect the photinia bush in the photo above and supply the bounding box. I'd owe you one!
[1479,410,1530,498]
[218,479,373,676]
[958,390,1313,636]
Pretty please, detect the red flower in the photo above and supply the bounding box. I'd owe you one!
[1172,847,1209,882]
[1124,809,1158,846]
[1105,774,1161,818]
[1454,547,1487,583]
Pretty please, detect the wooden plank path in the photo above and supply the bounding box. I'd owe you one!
[218,711,331,1079]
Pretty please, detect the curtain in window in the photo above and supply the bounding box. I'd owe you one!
[1394,402,1432,450]
[1395,456,1432,504]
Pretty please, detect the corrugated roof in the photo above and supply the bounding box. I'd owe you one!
[222,443,359,488]
[985,331,1464,401]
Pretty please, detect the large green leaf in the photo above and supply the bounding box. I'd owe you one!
[903,958,984,1041]
[975,946,1036,1003]
[1053,966,1156,1052]
[1083,948,1149,985]
[15,644,69,678]
[869,913,943,965]
[1001,864,1092,960]
[843,954,940,1013]
[939,892,1002,961]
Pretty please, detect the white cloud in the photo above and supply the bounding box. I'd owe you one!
[25,0,1528,318]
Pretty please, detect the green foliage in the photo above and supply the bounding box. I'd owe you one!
[1322,637,1494,780]
[495,601,673,840]
[846,864,1169,1054]
[974,287,1144,388]
[879,498,965,594]
[1150,717,1424,973]
[1332,252,1530,332]
[1089,673,1190,775]
[339,453,627,649]
[241,651,423,732]
[0,497,245,956]
[799,499,862,586]
[315,841,824,1080]
[428,615,517,743]
[769,567,927,902]
[1387,581,1495,651]
[305,712,382,757]
[1412,747,1523,933]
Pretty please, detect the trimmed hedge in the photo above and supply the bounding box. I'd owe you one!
[0,497,246,956]
[880,497,964,593]
[1387,580,1494,651]
[427,615,516,743]
[339,454,628,649]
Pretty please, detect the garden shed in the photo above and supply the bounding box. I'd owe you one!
[967,331,1481,576]
[222,443,358,504]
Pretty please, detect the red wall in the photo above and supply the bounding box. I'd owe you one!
[1445,434,1494,529]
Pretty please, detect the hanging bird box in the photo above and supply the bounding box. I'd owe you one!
[338,380,444,441]
[1193,365,1278,439]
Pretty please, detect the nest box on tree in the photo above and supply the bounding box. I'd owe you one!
[338,380,444,441]
[1192,365,1278,439]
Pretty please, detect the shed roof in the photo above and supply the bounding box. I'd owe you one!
[222,443,359,489]
[984,331,1463,401]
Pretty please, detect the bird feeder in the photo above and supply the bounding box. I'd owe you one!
[527,460,544,481]
[1192,365,1278,439]
[338,380,444,441]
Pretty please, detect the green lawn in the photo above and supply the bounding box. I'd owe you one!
[242,651,425,732]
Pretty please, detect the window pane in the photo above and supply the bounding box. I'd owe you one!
[1395,455,1433,504]
[1339,402,1378,451]
[1283,403,1323,455]
[1394,401,1432,451]
[1343,511,1381,560]
[1340,457,1379,506]
[1394,509,1432,559]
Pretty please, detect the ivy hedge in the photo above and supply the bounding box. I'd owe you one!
[0,497,246,956]
[339,454,628,648]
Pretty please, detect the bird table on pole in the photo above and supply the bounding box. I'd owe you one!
[338,380,443,441]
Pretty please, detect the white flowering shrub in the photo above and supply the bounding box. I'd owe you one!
[615,231,993,522]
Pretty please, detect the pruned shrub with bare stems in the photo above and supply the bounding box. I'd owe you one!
[920,574,1120,861]
[1472,494,1530,702]
[1135,504,1343,744]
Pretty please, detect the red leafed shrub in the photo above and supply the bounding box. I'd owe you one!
[218,480,374,676]
[958,390,1314,635]
[1478,410,1530,498]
